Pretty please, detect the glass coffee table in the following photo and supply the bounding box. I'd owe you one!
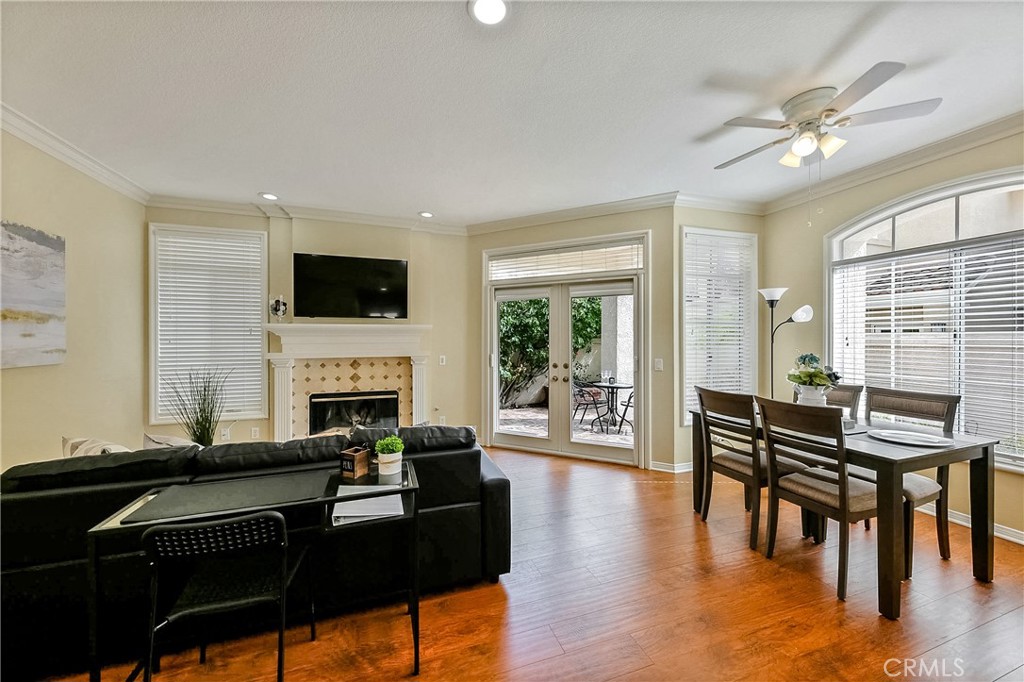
[87,463,419,681]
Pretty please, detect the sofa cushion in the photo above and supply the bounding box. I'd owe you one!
[295,434,351,465]
[348,426,399,448]
[0,445,200,494]
[398,425,476,453]
[193,440,302,475]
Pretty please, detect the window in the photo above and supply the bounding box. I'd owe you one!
[488,239,644,282]
[830,180,1024,467]
[683,228,758,420]
[150,224,267,423]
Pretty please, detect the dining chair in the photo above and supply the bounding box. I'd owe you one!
[863,386,960,578]
[140,511,315,682]
[755,397,883,600]
[696,387,763,550]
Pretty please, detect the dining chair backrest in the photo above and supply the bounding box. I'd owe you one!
[755,398,849,511]
[143,510,288,563]
[864,386,960,432]
[695,387,759,478]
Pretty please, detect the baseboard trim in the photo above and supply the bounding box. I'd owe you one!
[650,461,693,474]
[917,502,1024,545]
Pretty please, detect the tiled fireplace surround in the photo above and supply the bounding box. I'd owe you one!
[266,324,431,442]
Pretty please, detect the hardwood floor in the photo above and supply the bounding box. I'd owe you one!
[60,448,1024,682]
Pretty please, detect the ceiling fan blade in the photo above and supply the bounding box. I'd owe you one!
[724,117,791,130]
[825,61,905,115]
[715,135,794,170]
[838,98,942,127]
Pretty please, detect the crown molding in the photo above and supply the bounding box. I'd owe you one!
[1,103,151,204]
[673,193,763,216]
[467,191,679,235]
[765,113,1024,215]
[147,194,270,217]
[283,204,466,235]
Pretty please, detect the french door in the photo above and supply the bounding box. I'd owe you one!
[490,280,638,465]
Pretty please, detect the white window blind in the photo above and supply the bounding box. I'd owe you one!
[151,225,267,422]
[832,233,1024,464]
[489,241,643,282]
[683,229,758,417]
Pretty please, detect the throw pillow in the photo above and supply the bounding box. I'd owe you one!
[61,436,132,458]
[144,432,198,449]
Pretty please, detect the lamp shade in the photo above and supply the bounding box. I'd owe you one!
[790,304,814,323]
[791,131,819,157]
[778,150,802,168]
[819,132,847,160]
[758,287,788,303]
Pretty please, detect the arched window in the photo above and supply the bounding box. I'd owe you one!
[827,172,1023,467]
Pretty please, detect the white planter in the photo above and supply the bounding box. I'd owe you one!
[793,384,831,407]
[378,451,403,476]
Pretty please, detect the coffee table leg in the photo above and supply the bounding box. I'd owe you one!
[88,535,102,682]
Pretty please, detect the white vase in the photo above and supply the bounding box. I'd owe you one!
[378,451,403,476]
[794,384,831,407]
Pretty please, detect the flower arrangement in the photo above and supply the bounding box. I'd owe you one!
[786,353,841,387]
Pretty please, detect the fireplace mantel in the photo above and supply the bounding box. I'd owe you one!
[265,323,432,441]
[266,323,432,359]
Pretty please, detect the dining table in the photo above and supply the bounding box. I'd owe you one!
[689,408,997,620]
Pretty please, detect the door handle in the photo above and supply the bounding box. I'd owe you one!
[563,362,569,369]
[562,376,569,382]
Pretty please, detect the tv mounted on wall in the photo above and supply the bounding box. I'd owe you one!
[293,253,408,319]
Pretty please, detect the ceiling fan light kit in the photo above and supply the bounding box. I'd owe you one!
[715,61,942,170]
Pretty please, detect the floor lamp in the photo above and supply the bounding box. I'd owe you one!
[759,288,814,398]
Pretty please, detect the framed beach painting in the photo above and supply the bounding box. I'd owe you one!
[1,220,67,368]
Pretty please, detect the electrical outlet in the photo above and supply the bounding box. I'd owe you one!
[251,427,260,440]
[439,355,446,366]
[221,427,231,441]
[439,416,446,425]
[654,358,664,371]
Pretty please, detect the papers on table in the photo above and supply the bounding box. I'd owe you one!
[331,485,404,526]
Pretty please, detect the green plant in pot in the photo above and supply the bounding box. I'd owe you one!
[786,353,840,407]
[375,435,405,476]
[163,368,231,447]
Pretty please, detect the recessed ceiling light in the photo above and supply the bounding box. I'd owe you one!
[258,192,279,201]
[418,211,434,219]
[468,0,507,25]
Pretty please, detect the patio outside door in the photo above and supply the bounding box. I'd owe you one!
[491,281,637,465]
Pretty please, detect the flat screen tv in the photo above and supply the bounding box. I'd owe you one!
[293,253,408,319]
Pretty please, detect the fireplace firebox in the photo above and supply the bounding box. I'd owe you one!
[308,390,399,435]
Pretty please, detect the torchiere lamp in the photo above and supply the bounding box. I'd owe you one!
[759,287,814,398]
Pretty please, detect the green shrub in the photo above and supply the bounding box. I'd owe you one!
[375,435,404,455]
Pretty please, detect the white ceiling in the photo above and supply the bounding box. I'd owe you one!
[2,1,1022,228]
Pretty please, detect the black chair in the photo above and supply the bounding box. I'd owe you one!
[863,386,960,578]
[139,511,315,682]
[755,397,885,600]
[572,381,609,433]
[617,392,634,435]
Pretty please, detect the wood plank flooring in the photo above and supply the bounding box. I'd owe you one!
[56,448,1024,682]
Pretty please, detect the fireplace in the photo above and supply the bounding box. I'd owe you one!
[309,390,400,435]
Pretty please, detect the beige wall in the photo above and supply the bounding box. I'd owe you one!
[1,132,147,466]
[762,132,1024,533]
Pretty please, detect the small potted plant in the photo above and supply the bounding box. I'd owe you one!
[163,367,230,446]
[786,353,841,407]
[375,435,405,476]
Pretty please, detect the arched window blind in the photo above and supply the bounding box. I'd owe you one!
[683,228,758,418]
[150,225,267,422]
[830,183,1023,466]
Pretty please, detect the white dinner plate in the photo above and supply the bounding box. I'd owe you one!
[866,429,955,447]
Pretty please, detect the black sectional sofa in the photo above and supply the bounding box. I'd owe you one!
[0,425,511,681]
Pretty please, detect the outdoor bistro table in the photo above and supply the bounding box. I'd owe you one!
[591,381,633,429]
[689,408,996,620]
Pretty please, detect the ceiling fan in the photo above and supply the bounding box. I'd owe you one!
[714,62,942,170]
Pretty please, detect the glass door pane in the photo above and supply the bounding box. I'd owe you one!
[568,284,636,460]
[495,295,551,439]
